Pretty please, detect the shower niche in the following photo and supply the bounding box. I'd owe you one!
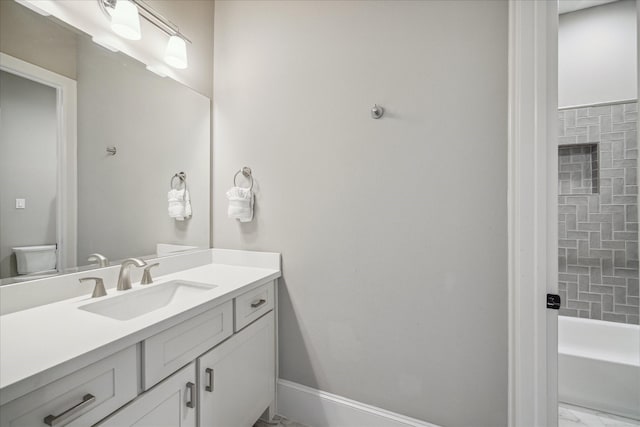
[558,143,599,195]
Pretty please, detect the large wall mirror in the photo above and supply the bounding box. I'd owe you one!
[0,0,210,285]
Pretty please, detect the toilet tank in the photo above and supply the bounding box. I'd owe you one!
[12,245,57,275]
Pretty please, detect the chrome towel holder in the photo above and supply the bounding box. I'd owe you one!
[233,167,253,191]
[170,172,186,189]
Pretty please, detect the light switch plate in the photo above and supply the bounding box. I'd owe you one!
[15,199,25,209]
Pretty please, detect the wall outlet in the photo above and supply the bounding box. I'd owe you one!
[15,199,25,209]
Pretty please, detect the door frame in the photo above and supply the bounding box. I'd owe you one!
[0,53,78,274]
[507,1,559,426]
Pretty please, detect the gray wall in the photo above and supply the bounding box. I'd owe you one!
[559,0,637,107]
[77,37,210,264]
[558,102,639,324]
[0,0,77,80]
[212,1,508,426]
[147,0,215,98]
[0,71,57,278]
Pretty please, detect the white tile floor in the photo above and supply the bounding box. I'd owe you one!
[560,404,640,427]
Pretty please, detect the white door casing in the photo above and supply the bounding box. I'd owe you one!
[508,1,559,426]
[0,52,78,273]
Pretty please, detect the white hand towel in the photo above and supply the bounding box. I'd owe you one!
[184,189,192,219]
[168,189,183,202]
[226,187,253,222]
[168,189,192,221]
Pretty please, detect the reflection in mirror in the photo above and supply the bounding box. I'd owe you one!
[0,71,57,280]
[0,0,210,285]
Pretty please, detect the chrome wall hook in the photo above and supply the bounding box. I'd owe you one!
[371,104,384,119]
[106,146,117,155]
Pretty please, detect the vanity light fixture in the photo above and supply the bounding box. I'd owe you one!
[98,0,191,69]
[110,0,141,40]
[164,35,188,69]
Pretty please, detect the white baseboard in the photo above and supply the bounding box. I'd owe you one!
[277,379,440,427]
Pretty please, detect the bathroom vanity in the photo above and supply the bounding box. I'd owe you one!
[0,249,280,427]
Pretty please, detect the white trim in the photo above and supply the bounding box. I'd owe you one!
[273,279,280,418]
[507,1,558,427]
[277,379,439,427]
[558,98,638,111]
[0,53,77,274]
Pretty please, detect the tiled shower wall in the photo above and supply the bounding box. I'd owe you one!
[558,101,639,325]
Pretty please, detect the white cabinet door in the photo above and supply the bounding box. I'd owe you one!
[97,363,197,427]
[198,311,275,427]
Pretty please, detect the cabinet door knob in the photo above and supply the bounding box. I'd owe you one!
[205,368,214,392]
[44,393,96,426]
[186,382,196,408]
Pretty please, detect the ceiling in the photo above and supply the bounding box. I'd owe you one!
[559,0,621,14]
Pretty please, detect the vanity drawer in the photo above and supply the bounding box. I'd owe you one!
[0,346,137,427]
[234,281,274,332]
[142,300,233,390]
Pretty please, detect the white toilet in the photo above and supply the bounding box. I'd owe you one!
[12,245,58,276]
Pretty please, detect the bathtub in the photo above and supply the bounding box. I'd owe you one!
[558,316,640,420]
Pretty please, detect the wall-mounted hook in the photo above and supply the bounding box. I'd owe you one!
[371,104,384,119]
[106,146,117,155]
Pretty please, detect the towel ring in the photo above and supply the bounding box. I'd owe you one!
[170,172,186,189]
[233,167,253,191]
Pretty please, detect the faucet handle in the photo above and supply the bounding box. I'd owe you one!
[80,277,107,298]
[141,263,160,285]
[87,253,109,268]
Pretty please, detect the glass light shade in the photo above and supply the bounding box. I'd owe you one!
[111,0,141,41]
[164,35,188,69]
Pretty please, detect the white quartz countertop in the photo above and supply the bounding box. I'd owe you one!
[0,258,280,405]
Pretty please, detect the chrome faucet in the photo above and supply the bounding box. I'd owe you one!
[116,258,147,291]
[88,253,109,268]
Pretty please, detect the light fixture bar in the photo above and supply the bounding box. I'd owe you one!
[97,0,191,44]
[131,0,191,44]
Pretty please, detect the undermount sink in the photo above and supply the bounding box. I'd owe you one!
[79,280,217,320]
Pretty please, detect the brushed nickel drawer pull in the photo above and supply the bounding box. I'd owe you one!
[44,393,96,426]
[251,299,266,308]
[186,382,196,408]
[205,368,214,392]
